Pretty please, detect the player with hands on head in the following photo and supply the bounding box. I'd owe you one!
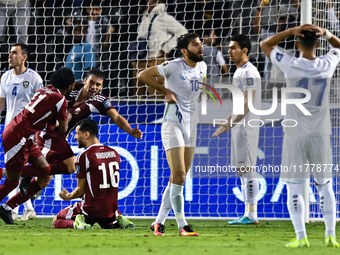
[261,23,340,248]
[138,32,207,236]
[212,34,261,226]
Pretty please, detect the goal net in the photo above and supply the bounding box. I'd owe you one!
[0,0,339,220]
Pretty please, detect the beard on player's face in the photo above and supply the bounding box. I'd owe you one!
[187,48,204,62]
[76,137,86,148]
[77,141,85,148]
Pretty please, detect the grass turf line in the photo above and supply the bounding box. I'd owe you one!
[0,219,338,255]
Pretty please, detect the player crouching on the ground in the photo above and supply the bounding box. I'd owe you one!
[52,119,134,229]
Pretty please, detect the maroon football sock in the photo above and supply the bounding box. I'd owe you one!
[48,161,70,175]
[6,180,42,209]
[0,179,19,201]
[54,219,75,229]
[21,165,51,177]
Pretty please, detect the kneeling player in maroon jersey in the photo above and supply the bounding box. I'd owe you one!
[52,119,134,229]
[0,67,75,224]
[4,68,142,223]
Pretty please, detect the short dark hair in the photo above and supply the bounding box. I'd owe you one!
[50,67,75,90]
[13,44,30,59]
[297,30,319,50]
[77,119,98,137]
[85,68,105,81]
[230,34,251,56]
[177,33,200,51]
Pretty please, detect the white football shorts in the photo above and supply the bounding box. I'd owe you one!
[231,132,259,169]
[161,121,197,151]
[280,134,333,184]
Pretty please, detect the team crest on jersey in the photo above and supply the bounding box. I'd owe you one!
[23,81,29,88]
[74,107,81,114]
[75,165,80,174]
[247,78,254,86]
[276,53,283,62]
[200,71,204,79]
[179,72,188,81]
[103,99,111,108]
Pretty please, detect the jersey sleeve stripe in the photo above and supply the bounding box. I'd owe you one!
[33,111,52,125]
[86,172,94,197]
[56,97,66,112]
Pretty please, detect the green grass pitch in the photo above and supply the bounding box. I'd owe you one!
[0,219,338,255]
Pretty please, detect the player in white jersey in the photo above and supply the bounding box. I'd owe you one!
[138,33,206,236]
[261,24,340,248]
[0,44,42,221]
[212,35,261,225]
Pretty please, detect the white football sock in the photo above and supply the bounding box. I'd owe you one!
[8,186,20,214]
[170,183,187,230]
[316,181,336,238]
[23,199,34,212]
[155,182,171,224]
[240,176,249,217]
[243,172,259,219]
[287,183,307,240]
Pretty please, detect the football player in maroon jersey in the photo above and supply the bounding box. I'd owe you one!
[36,68,143,178]
[53,119,134,229]
[2,68,142,224]
[0,67,75,224]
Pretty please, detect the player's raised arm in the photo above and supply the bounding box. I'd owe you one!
[59,178,86,201]
[138,66,177,104]
[260,24,315,59]
[311,25,340,49]
[107,109,143,139]
[212,89,255,137]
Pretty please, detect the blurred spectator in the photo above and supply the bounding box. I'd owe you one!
[83,0,116,71]
[51,8,83,65]
[191,0,230,44]
[273,1,300,82]
[323,0,340,35]
[0,0,30,44]
[131,0,187,96]
[254,0,277,79]
[83,0,122,97]
[202,25,228,84]
[254,0,299,81]
[65,18,96,81]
